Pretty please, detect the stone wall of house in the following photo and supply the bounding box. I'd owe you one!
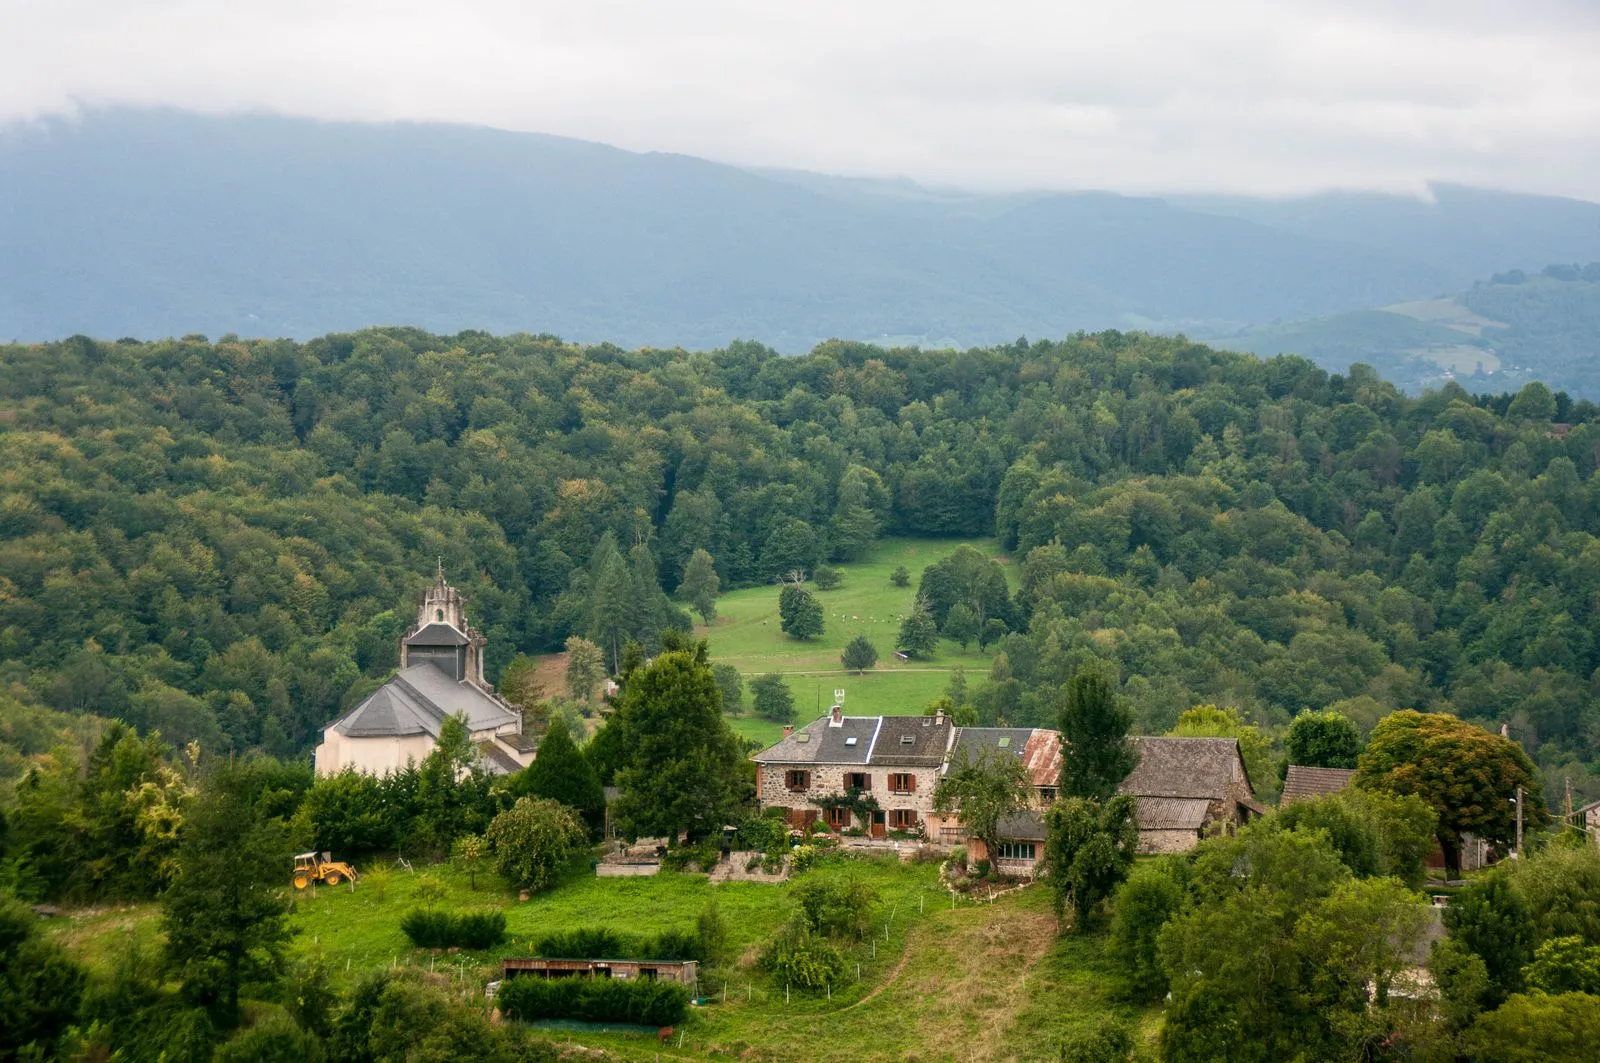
[757,764,942,829]
[1137,828,1202,854]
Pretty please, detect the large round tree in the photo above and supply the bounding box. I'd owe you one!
[1355,710,1546,878]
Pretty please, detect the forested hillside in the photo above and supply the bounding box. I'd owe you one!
[4,329,1600,803]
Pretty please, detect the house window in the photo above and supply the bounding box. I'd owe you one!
[888,773,916,794]
[889,809,918,831]
[784,770,811,792]
[1037,787,1058,803]
[825,805,850,829]
[845,772,870,791]
[996,842,1036,861]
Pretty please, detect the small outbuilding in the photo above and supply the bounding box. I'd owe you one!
[502,957,698,985]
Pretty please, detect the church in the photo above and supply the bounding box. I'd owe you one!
[314,568,538,776]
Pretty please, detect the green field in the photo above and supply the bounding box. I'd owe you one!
[704,537,1010,734]
[45,853,1153,1062]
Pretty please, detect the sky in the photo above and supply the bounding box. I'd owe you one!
[6,0,1600,200]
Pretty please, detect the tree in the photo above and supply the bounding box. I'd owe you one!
[812,565,842,590]
[1445,870,1535,1008]
[1465,991,1600,1063]
[841,633,878,673]
[942,602,979,649]
[677,548,720,623]
[1057,670,1136,801]
[587,533,632,673]
[1286,709,1363,769]
[1506,843,1600,945]
[712,664,744,717]
[512,717,605,836]
[214,1013,325,1063]
[498,654,545,709]
[563,636,607,700]
[1043,796,1139,926]
[1106,857,1187,1002]
[610,640,746,842]
[451,834,490,890]
[890,565,911,588]
[829,465,886,561]
[1524,935,1600,995]
[778,585,824,640]
[485,796,587,893]
[697,896,731,967]
[1355,710,1546,878]
[934,747,1032,858]
[413,713,493,852]
[162,763,293,1028]
[751,673,796,724]
[0,896,86,1058]
[895,596,940,659]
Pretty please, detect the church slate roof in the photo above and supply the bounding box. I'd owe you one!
[330,662,518,740]
[405,623,470,646]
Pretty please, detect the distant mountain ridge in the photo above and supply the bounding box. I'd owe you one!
[1206,265,1600,397]
[2,109,1598,351]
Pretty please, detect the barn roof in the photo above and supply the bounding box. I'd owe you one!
[1118,737,1253,801]
[947,727,1063,787]
[1281,766,1357,804]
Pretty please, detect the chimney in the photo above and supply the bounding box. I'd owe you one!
[829,704,843,727]
[1501,723,1510,738]
[935,705,946,726]
[782,724,794,738]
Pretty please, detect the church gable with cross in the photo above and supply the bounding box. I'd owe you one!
[313,567,538,776]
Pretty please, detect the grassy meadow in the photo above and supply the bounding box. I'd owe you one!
[44,853,1153,1062]
[702,537,1011,733]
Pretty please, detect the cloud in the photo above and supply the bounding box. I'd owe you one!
[4,0,1599,199]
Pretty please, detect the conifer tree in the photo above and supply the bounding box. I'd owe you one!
[678,548,721,622]
[514,717,605,836]
[1057,670,1137,801]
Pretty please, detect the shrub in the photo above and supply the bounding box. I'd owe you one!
[534,927,705,963]
[399,908,507,950]
[813,565,842,590]
[214,1014,325,1063]
[734,816,787,852]
[790,844,821,874]
[790,872,879,941]
[1059,1018,1133,1063]
[758,918,847,992]
[891,565,911,587]
[497,976,689,1027]
[485,797,588,893]
[949,845,968,871]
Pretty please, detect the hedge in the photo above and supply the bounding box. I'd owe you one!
[534,927,703,962]
[496,976,689,1027]
[400,908,507,950]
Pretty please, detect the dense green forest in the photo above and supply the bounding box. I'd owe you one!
[4,328,1600,804]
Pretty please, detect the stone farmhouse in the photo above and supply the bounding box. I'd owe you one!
[1117,736,1264,853]
[752,705,953,836]
[752,710,1268,860]
[314,569,537,776]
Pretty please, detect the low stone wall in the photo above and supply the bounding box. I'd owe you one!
[595,863,659,877]
[709,851,789,883]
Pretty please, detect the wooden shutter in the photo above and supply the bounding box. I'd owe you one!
[906,774,916,793]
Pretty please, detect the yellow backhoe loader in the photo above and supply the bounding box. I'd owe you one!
[292,851,358,890]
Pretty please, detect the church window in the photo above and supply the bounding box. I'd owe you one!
[436,609,444,622]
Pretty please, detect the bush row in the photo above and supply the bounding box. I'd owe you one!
[496,976,689,1027]
[534,927,703,962]
[400,908,508,950]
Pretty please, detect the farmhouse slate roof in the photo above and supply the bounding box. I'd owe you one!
[868,715,954,767]
[1281,766,1357,804]
[1118,736,1252,800]
[948,727,1064,787]
[996,810,1048,841]
[750,716,879,765]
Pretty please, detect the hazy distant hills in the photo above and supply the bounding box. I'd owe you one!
[3,109,1600,356]
[1208,267,1600,397]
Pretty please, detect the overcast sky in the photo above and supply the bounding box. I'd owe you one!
[7,0,1600,200]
